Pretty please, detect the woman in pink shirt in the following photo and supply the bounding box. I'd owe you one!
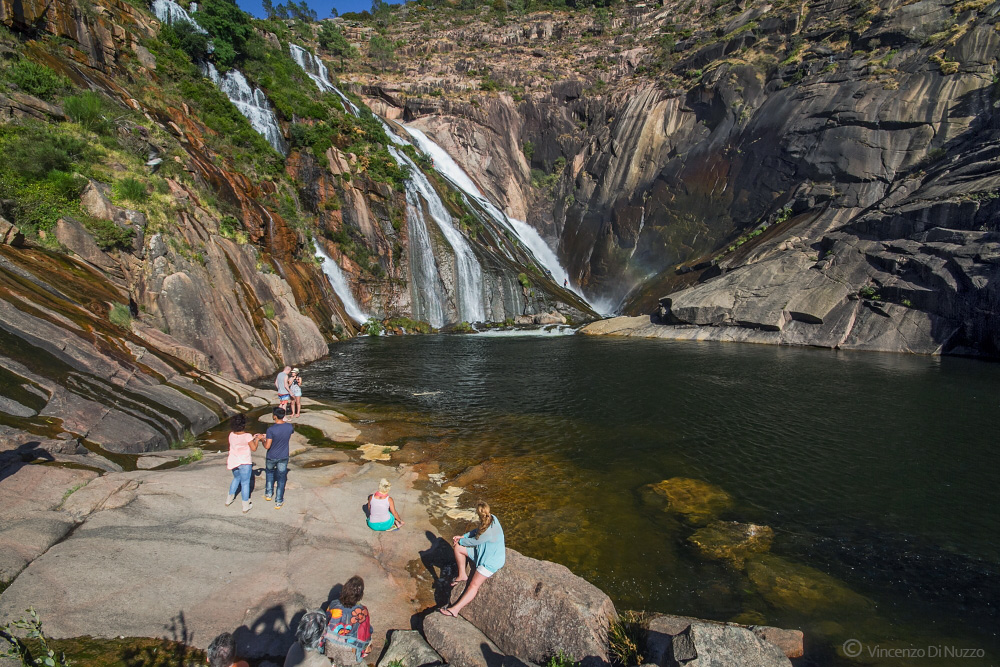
[226,413,263,514]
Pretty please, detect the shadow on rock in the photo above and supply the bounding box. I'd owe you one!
[234,604,304,662]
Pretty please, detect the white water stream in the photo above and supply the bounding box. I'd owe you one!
[201,63,286,154]
[313,239,369,325]
[403,127,587,303]
[151,0,205,31]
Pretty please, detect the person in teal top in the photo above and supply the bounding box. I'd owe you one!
[440,501,505,617]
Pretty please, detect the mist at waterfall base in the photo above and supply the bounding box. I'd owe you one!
[301,336,1000,666]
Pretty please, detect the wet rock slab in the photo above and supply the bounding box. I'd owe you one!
[647,478,733,526]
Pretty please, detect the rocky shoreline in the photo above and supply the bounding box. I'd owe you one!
[0,400,804,667]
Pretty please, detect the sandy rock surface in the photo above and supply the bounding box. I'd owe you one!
[0,446,437,661]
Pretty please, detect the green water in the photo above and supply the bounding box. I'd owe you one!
[296,335,1000,665]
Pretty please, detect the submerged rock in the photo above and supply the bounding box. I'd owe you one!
[688,521,774,569]
[648,478,733,525]
[669,621,791,667]
[645,614,803,662]
[745,554,874,618]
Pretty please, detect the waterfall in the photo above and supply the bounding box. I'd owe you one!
[404,127,587,302]
[151,0,205,31]
[313,239,369,325]
[391,148,485,323]
[202,63,286,154]
[287,43,361,119]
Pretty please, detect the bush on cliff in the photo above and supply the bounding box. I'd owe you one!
[2,58,69,100]
[64,92,112,135]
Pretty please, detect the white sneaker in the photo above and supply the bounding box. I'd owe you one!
[242,500,253,514]
[225,494,235,506]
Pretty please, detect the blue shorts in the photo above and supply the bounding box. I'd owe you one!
[278,394,290,401]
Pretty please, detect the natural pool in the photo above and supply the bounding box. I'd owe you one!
[295,334,1000,665]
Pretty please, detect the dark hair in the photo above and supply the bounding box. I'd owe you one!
[339,575,365,607]
[273,407,286,420]
[296,611,327,651]
[229,413,247,432]
[206,632,237,667]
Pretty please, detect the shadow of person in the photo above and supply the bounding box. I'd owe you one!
[361,500,371,520]
[233,604,304,662]
[0,443,55,483]
[121,611,203,666]
[409,531,456,630]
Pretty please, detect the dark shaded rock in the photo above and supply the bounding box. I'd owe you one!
[449,548,615,666]
[0,215,24,247]
[377,630,444,667]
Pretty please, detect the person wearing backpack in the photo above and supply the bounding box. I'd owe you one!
[323,576,373,665]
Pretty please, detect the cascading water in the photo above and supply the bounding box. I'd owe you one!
[287,43,361,120]
[389,148,447,328]
[151,0,205,31]
[313,239,369,325]
[202,63,286,154]
[392,149,485,323]
[404,127,588,303]
[153,1,284,154]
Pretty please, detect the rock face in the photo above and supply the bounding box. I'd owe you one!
[448,548,616,666]
[353,0,1000,356]
[423,613,516,667]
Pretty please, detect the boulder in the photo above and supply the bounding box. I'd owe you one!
[423,612,521,667]
[53,216,120,274]
[687,521,774,569]
[377,630,444,667]
[449,548,616,666]
[669,622,791,667]
[645,615,803,662]
[533,312,567,325]
[0,215,24,247]
[647,478,733,526]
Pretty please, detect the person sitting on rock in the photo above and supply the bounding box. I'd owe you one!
[323,575,373,665]
[284,610,331,667]
[367,478,404,531]
[440,500,505,617]
[225,413,264,514]
[207,632,249,667]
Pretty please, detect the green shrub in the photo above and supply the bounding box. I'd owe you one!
[5,59,68,100]
[113,177,149,203]
[544,651,580,667]
[7,132,89,178]
[63,92,109,133]
[109,302,133,329]
[453,321,475,333]
[173,20,211,62]
[608,611,647,666]
[517,272,531,289]
[522,141,534,161]
[219,215,241,238]
[178,447,204,465]
[1,608,72,667]
[83,217,134,250]
[170,429,196,449]
[262,301,276,319]
[362,318,384,336]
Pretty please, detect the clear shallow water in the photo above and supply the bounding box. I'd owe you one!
[300,335,1000,665]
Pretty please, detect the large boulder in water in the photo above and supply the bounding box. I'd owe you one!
[449,548,616,666]
[661,620,792,667]
[745,554,874,617]
[647,478,733,525]
[688,521,774,569]
[645,614,803,662]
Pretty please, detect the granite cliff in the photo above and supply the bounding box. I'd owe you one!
[344,0,1000,355]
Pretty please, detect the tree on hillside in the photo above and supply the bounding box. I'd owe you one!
[318,22,358,69]
[195,0,254,68]
[262,0,276,18]
[368,34,395,73]
[371,0,391,27]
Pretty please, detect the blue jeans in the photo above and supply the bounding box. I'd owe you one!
[229,464,252,501]
[265,457,288,503]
